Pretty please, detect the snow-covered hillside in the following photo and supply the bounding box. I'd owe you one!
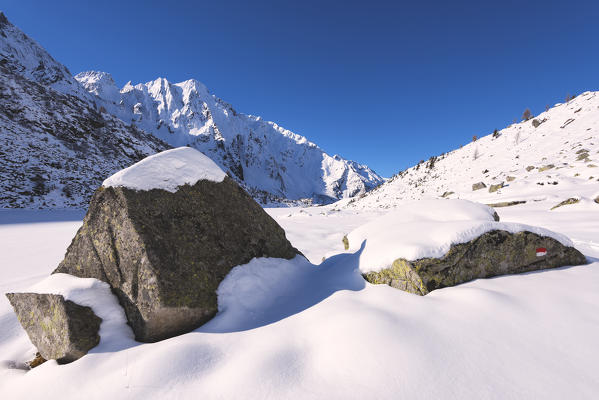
[0,13,170,209]
[344,91,599,211]
[75,71,384,203]
[0,12,90,100]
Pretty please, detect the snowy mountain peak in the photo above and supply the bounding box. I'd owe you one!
[75,70,120,101]
[75,72,385,203]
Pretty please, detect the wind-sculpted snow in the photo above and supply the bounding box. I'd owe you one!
[75,71,384,203]
[1,208,598,399]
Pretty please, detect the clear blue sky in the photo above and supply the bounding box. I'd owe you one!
[3,0,598,177]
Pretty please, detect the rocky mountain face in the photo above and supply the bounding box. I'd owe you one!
[75,71,384,204]
[0,12,170,209]
[344,91,599,211]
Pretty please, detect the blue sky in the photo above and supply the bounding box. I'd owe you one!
[3,0,598,177]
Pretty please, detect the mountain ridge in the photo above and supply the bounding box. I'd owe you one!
[75,70,384,204]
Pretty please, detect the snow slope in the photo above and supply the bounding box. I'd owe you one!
[0,61,169,209]
[75,71,384,203]
[0,13,171,209]
[0,206,598,399]
[0,12,91,100]
[345,91,599,211]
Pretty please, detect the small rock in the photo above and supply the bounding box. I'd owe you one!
[551,198,580,210]
[538,164,555,172]
[440,191,454,198]
[342,235,350,250]
[486,200,526,208]
[489,182,504,193]
[472,182,486,191]
[526,166,535,172]
[5,293,101,364]
[506,176,516,182]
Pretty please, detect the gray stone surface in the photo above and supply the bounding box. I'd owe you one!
[5,293,101,363]
[363,230,586,295]
[54,176,300,342]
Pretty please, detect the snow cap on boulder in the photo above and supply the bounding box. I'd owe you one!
[102,146,227,192]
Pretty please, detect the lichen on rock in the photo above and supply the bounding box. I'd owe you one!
[362,230,586,295]
[5,293,101,363]
[53,176,300,342]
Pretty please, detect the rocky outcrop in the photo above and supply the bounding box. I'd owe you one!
[538,164,555,172]
[486,200,527,208]
[472,182,486,191]
[551,198,580,210]
[53,174,300,342]
[362,230,586,296]
[5,293,101,363]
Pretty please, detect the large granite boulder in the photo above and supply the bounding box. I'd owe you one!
[5,293,101,363]
[54,148,299,342]
[362,230,586,295]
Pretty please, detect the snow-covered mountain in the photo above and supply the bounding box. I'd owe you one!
[0,12,383,208]
[75,71,384,204]
[342,91,599,211]
[0,12,170,208]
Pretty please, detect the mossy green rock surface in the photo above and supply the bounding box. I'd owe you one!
[54,177,299,342]
[362,230,586,295]
[5,293,101,363]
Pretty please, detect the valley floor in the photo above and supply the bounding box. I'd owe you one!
[0,202,598,399]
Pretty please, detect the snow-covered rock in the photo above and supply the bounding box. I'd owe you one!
[75,70,385,203]
[347,199,576,273]
[55,150,299,341]
[102,147,226,192]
